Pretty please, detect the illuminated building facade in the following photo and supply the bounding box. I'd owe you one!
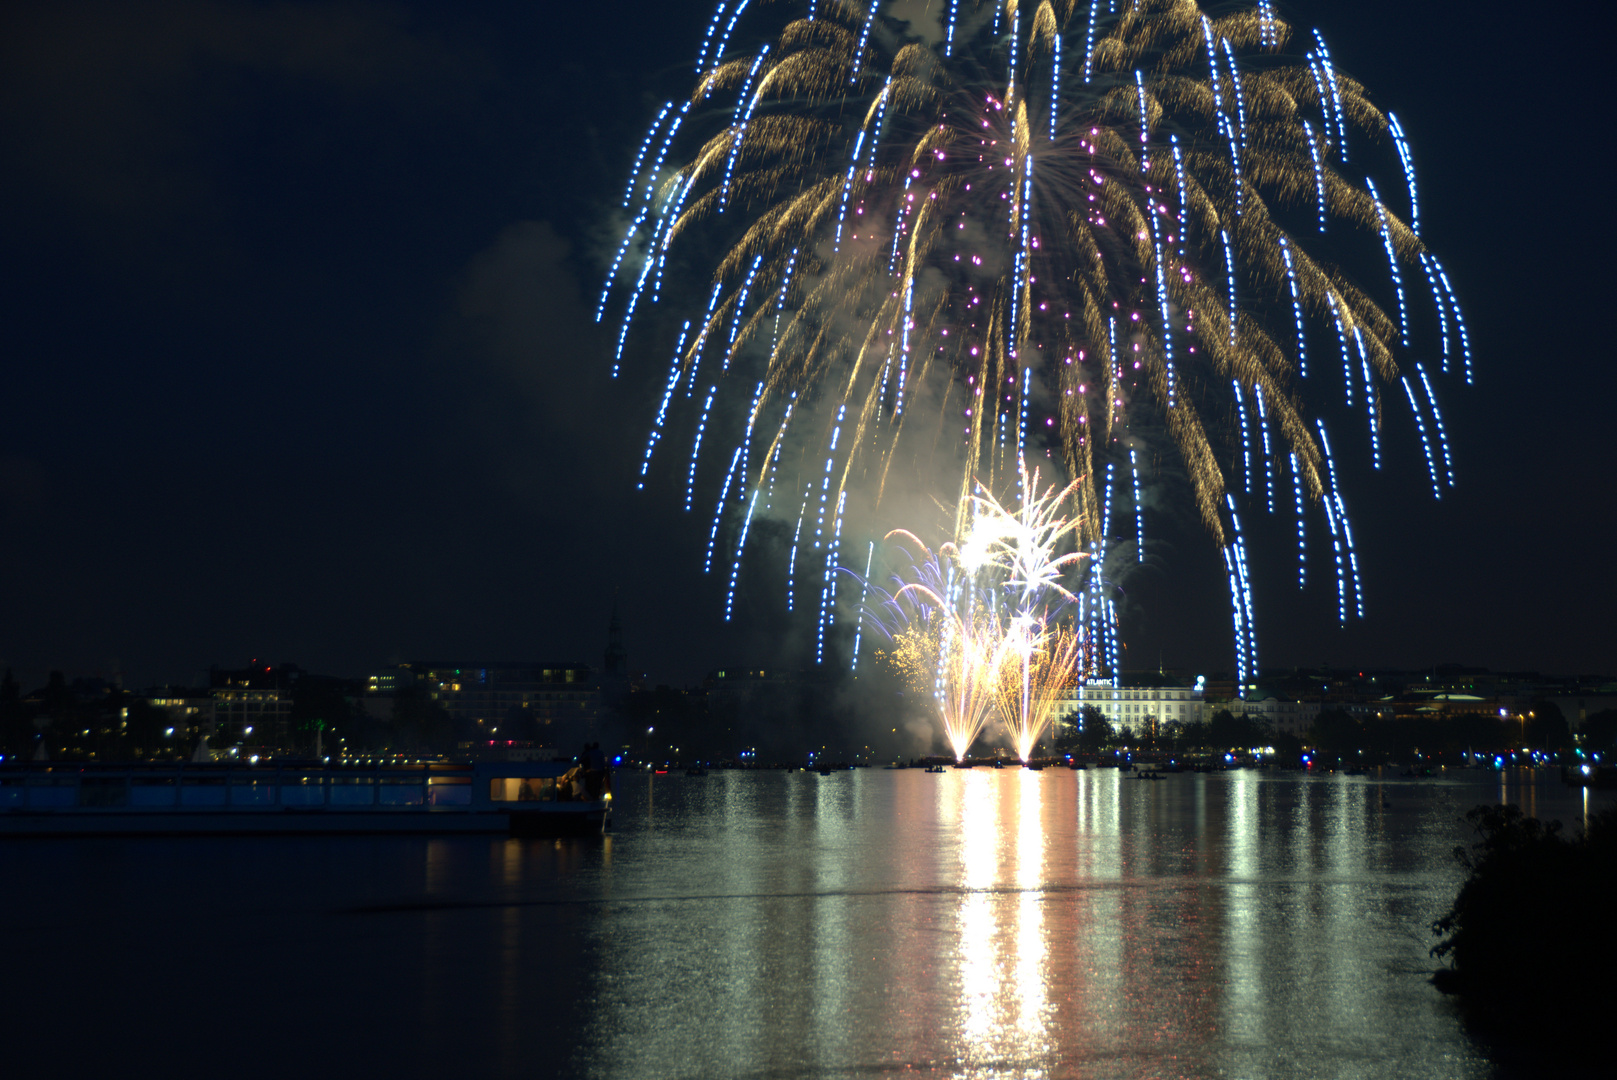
[1216,693,1324,736]
[145,690,215,737]
[1055,683,1206,739]
[404,662,600,739]
[210,664,296,746]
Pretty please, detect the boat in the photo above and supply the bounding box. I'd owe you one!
[1563,764,1616,790]
[925,765,947,773]
[0,761,611,836]
[684,766,709,777]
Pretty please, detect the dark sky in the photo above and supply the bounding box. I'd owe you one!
[0,0,1609,691]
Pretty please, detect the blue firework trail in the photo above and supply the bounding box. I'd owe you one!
[597,0,1471,692]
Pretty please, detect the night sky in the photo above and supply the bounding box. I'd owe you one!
[0,0,1609,691]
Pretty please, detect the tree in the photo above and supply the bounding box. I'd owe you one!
[290,680,361,757]
[1446,711,1504,753]
[1431,804,1617,1064]
[1208,709,1264,748]
[0,669,31,758]
[1582,709,1617,754]
[1525,701,1570,751]
[1310,708,1363,755]
[1174,718,1210,749]
[1268,729,1304,765]
[1073,705,1113,752]
[123,699,173,758]
[386,686,456,756]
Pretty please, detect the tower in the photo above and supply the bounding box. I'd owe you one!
[604,597,627,678]
[601,598,630,707]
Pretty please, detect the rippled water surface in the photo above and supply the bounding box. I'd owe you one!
[1,766,1601,1079]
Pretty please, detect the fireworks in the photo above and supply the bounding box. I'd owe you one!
[601,0,1469,709]
[992,620,1083,762]
[871,459,1087,760]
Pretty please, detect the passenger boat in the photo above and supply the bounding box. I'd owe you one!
[0,761,610,836]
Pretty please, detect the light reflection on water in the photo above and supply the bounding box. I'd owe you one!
[0,766,1601,1080]
[579,767,1594,1079]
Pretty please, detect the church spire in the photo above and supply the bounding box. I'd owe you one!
[603,595,627,677]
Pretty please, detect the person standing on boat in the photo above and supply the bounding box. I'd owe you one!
[582,742,606,799]
[590,742,612,798]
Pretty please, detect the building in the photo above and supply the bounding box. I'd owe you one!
[144,688,216,738]
[365,666,417,695]
[1214,692,1323,736]
[211,663,298,747]
[1385,691,1522,723]
[1055,679,1206,740]
[402,662,600,743]
[1053,675,1386,741]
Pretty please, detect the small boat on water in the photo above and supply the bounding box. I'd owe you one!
[685,766,709,777]
[0,761,611,837]
[925,765,947,773]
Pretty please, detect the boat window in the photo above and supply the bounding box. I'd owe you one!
[378,782,425,807]
[229,779,275,806]
[428,784,470,806]
[278,783,323,807]
[489,777,556,803]
[129,778,178,807]
[329,781,375,806]
[179,777,227,806]
[25,779,77,808]
[79,777,128,807]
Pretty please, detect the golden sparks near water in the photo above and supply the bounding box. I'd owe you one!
[874,459,1089,761]
[603,0,1470,721]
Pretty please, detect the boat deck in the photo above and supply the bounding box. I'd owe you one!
[0,761,610,836]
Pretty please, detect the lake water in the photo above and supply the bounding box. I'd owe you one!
[1,766,1601,1079]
